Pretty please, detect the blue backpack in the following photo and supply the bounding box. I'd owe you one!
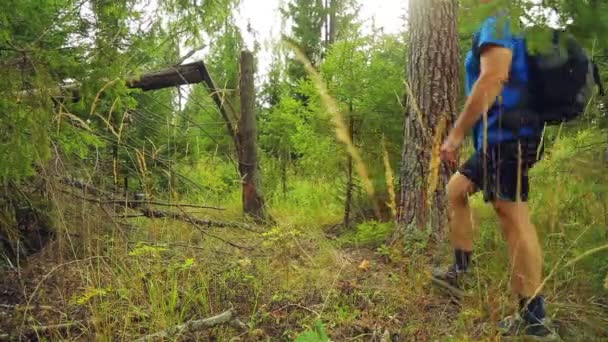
[473,29,604,129]
[526,30,604,126]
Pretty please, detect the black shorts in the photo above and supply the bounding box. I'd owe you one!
[459,138,543,202]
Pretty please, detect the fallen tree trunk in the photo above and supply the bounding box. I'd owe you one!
[134,308,245,342]
[59,179,247,230]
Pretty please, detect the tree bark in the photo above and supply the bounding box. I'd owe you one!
[126,62,207,91]
[397,0,459,236]
[238,51,267,220]
[343,103,354,228]
[328,0,337,45]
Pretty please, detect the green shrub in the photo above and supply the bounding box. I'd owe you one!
[353,221,394,247]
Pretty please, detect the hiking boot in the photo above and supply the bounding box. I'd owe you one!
[431,264,468,299]
[498,314,560,341]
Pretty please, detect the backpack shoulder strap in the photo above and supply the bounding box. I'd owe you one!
[472,32,481,59]
[592,62,605,96]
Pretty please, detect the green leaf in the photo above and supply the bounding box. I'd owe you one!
[295,320,331,342]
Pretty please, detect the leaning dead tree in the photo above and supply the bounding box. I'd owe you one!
[54,57,268,220]
[128,57,267,220]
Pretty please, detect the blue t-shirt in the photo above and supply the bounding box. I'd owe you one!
[465,15,536,151]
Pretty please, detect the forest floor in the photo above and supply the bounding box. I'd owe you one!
[0,199,607,342]
[1,130,608,341]
[0,221,498,341]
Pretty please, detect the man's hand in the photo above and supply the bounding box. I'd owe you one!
[440,129,464,169]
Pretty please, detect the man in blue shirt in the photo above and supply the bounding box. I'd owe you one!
[432,3,557,340]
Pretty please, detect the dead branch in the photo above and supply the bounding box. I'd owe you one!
[140,208,243,229]
[60,178,113,198]
[60,178,225,210]
[134,308,245,342]
[105,199,225,210]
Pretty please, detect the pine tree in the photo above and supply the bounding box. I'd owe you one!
[397,0,460,235]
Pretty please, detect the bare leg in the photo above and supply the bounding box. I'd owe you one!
[447,172,476,251]
[493,200,542,297]
[430,172,477,298]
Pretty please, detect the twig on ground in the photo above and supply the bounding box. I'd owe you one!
[0,304,55,311]
[4,321,84,341]
[271,303,320,317]
[30,322,82,334]
[134,308,244,342]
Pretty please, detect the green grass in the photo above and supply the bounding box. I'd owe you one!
[4,127,608,341]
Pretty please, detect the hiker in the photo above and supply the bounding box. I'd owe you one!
[432,2,555,340]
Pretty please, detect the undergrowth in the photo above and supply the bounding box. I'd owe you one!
[1,127,608,341]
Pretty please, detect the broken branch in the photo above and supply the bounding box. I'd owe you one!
[134,308,244,342]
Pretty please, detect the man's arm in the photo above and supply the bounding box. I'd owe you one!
[449,45,513,142]
[440,44,513,165]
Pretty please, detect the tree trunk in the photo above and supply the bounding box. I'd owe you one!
[281,154,288,197]
[343,106,354,228]
[328,0,337,45]
[397,0,459,236]
[238,50,267,220]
